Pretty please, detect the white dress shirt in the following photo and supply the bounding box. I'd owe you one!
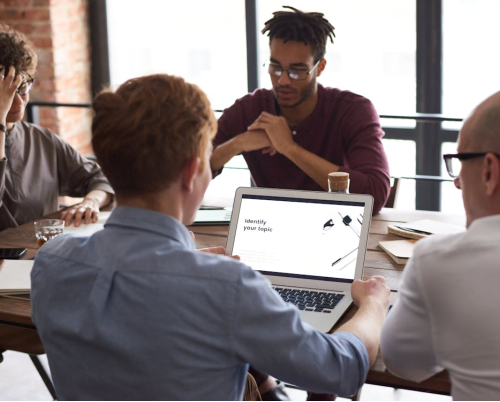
[381,214,500,400]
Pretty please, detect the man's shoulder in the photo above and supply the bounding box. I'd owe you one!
[13,121,57,142]
[409,230,472,279]
[35,233,88,261]
[35,231,259,284]
[319,85,373,106]
[231,88,275,108]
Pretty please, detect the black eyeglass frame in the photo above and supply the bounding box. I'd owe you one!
[265,59,321,81]
[443,152,500,178]
[0,67,35,96]
[16,76,35,96]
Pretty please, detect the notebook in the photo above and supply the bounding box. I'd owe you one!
[378,239,417,264]
[192,208,232,226]
[388,219,466,240]
[0,260,34,294]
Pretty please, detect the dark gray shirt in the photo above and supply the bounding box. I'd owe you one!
[0,121,113,231]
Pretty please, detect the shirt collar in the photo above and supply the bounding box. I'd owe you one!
[468,214,500,232]
[105,205,195,251]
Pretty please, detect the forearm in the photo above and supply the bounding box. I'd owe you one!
[0,132,5,160]
[283,143,340,190]
[335,299,387,366]
[210,135,245,171]
[84,189,112,208]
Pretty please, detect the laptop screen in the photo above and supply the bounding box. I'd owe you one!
[230,193,367,283]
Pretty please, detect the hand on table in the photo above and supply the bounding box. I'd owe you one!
[189,231,240,260]
[60,198,100,227]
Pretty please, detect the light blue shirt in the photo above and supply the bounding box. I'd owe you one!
[32,206,368,400]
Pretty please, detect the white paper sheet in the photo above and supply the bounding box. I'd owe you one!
[62,211,112,237]
[0,260,34,293]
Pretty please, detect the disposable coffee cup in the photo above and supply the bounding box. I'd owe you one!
[34,219,65,247]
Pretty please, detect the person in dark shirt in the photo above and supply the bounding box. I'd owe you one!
[211,7,390,214]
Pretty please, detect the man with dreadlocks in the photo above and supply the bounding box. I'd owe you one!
[211,6,390,214]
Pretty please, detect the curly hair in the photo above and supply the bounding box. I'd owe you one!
[262,6,335,62]
[0,24,38,77]
[91,74,217,196]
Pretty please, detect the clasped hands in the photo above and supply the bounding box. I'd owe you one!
[243,112,295,157]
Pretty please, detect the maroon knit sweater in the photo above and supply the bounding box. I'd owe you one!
[213,84,390,214]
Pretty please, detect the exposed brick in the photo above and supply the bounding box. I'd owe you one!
[31,22,52,36]
[8,0,33,7]
[32,36,53,48]
[5,0,92,153]
[25,8,51,21]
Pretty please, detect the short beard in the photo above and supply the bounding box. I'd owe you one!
[275,76,317,109]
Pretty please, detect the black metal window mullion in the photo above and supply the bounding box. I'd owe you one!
[245,0,259,93]
[415,0,443,211]
[89,0,111,97]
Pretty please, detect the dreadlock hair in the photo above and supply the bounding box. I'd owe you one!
[262,6,335,62]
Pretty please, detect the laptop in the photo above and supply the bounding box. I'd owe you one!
[226,187,373,333]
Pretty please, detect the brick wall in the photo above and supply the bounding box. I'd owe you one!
[0,0,93,155]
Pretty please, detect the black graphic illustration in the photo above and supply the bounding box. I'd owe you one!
[339,212,360,238]
[323,219,334,231]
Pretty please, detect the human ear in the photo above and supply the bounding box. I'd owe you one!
[181,157,201,193]
[483,153,500,196]
[316,59,327,77]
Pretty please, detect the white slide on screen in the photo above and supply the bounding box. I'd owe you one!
[231,197,364,281]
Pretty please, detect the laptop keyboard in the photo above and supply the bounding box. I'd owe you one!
[273,287,345,313]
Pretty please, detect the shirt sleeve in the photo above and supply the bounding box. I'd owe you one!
[232,268,369,397]
[380,251,443,381]
[0,159,7,208]
[52,133,114,198]
[337,98,391,214]
[211,101,248,178]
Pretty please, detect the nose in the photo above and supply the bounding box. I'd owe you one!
[12,92,24,106]
[277,70,292,85]
[454,176,461,189]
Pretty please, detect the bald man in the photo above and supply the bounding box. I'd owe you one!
[380,91,500,400]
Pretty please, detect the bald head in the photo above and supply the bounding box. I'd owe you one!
[462,91,500,153]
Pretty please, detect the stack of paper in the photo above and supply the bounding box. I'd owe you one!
[0,260,34,294]
[378,239,417,265]
[387,219,465,240]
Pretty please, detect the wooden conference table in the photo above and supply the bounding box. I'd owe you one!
[0,207,464,395]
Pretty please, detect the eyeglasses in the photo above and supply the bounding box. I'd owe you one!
[0,68,35,96]
[17,77,35,96]
[443,152,500,178]
[266,59,321,81]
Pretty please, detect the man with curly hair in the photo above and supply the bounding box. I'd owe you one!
[0,24,114,231]
[211,6,390,214]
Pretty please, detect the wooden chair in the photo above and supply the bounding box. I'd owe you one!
[384,177,400,208]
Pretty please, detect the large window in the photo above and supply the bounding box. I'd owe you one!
[103,0,499,211]
[106,0,247,110]
[442,0,500,130]
[257,1,416,120]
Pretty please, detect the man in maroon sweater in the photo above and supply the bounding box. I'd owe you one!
[211,6,390,214]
